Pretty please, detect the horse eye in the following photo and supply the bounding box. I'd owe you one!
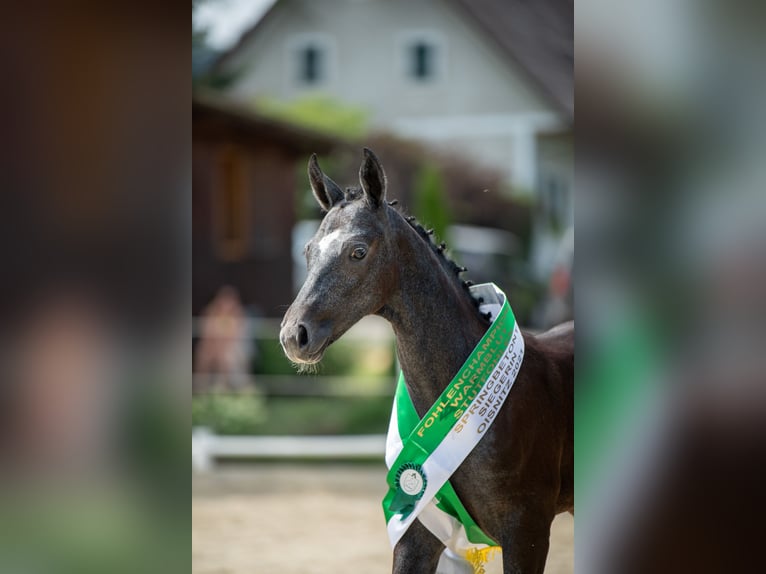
[351,247,367,260]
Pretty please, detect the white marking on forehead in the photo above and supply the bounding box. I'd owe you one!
[317,229,348,255]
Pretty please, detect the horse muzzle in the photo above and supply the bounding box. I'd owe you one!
[279,318,332,364]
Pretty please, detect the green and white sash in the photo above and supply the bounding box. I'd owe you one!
[383,284,524,574]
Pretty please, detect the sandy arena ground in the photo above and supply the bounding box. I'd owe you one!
[193,464,573,574]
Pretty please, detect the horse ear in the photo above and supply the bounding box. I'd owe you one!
[308,154,344,211]
[359,148,387,208]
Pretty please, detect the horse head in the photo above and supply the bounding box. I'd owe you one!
[280,148,395,364]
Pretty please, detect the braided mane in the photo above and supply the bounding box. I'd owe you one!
[386,198,491,322]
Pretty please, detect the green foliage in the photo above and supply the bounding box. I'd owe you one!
[192,392,268,435]
[194,336,397,436]
[262,396,392,435]
[413,164,451,242]
[506,280,547,326]
[192,395,392,436]
[255,96,368,139]
[193,65,241,91]
[192,0,240,90]
[255,338,301,375]
[255,337,395,377]
[295,154,345,219]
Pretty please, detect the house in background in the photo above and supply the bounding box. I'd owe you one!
[213,0,573,278]
[192,93,339,318]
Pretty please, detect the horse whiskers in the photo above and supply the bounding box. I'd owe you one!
[292,361,321,375]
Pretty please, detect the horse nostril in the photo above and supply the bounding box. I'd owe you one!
[297,324,309,348]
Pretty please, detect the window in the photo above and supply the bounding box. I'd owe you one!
[410,41,435,80]
[400,32,445,84]
[298,44,323,85]
[288,34,334,88]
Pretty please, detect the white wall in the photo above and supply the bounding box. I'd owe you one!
[222,0,569,191]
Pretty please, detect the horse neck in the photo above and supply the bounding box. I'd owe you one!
[379,213,489,416]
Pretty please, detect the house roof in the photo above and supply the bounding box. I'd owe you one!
[450,0,573,118]
[192,91,341,153]
[213,0,573,119]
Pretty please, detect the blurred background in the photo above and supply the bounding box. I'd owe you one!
[191,1,573,573]
[575,1,766,572]
[0,4,188,574]
[2,1,763,573]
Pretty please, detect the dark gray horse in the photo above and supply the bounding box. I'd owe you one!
[281,149,574,574]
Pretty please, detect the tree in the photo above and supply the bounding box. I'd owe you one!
[413,164,451,243]
[192,0,238,90]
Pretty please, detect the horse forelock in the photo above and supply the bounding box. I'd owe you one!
[344,187,363,201]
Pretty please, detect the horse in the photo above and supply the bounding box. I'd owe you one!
[280,149,574,574]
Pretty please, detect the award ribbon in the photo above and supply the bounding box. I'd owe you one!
[383,283,525,574]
